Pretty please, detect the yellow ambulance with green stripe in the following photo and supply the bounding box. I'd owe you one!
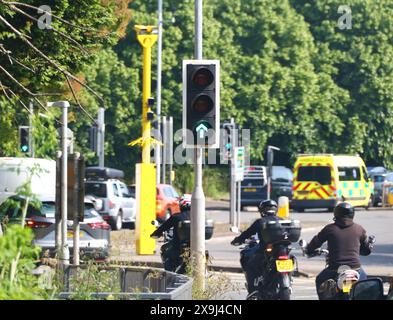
[291,154,374,212]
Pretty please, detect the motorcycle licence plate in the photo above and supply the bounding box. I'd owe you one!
[276,259,294,272]
[342,281,355,293]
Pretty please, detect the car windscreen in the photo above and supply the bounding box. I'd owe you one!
[85,182,107,198]
[297,166,331,185]
[272,167,293,182]
[40,202,99,219]
[338,167,361,181]
[84,203,101,219]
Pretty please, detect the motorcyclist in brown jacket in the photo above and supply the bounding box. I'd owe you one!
[306,202,375,299]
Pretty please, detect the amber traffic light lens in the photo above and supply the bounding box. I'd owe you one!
[192,95,213,113]
[192,68,214,87]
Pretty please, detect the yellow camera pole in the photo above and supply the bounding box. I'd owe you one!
[134,25,158,254]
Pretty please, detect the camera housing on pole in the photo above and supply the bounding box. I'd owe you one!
[183,60,220,148]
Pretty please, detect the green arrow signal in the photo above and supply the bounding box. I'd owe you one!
[195,122,209,139]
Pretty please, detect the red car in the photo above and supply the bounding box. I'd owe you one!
[156,184,181,221]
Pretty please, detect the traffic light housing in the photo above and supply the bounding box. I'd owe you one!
[89,126,98,153]
[183,60,220,148]
[19,126,30,153]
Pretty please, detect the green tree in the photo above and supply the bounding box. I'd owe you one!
[290,0,393,167]
[114,0,350,169]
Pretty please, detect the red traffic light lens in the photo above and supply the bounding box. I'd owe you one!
[192,95,213,113]
[192,68,214,87]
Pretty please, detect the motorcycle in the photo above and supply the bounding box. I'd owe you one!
[299,236,376,300]
[152,219,214,274]
[237,219,302,300]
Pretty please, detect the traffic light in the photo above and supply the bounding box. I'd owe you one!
[19,126,30,153]
[221,121,238,161]
[183,60,220,148]
[89,126,98,153]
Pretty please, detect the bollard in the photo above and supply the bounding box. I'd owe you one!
[278,196,290,219]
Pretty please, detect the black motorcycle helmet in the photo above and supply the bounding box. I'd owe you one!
[334,202,355,220]
[258,199,278,217]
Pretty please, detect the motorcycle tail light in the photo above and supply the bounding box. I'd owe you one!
[278,255,289,260]
[266,244,273,253]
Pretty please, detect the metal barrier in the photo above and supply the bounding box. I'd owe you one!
[58,266,193,300]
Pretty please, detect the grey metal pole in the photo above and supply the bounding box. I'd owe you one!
[48,101,70,267]
[60,104,70,267]
[168,116,173,185]
[237,181,241,229]
[191,0,206,291]
[162,116,167,184]
[229,118,236,227]
[98,108,105,167]
[156,0,163,184]
[29,100,34,158]
[73,153,80,266]
[55,150,62,256]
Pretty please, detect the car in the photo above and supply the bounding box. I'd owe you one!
[240,166,293,209]
[271,166,293,202]
[0,195,110,261]
[84,167,136,231]
[370,172,392,206]
[156,184,181,221]
[0,157,56,205]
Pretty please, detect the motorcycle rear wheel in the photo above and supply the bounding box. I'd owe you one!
[279,288,291,300]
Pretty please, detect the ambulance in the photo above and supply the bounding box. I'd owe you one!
[291,154,374,212]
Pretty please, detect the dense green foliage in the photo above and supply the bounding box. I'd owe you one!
[1,0,393,173]
[0,224,43,299]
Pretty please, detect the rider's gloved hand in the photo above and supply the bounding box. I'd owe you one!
[231,237,242,246]
[150,231,160,239]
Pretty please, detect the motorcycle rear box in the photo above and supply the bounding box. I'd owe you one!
[261,219,301,243]
[177,220,214,242]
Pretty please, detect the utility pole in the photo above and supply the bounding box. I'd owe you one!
[191,0,206,292]
[97,107,105,167]
[267,145,280,200]
[156,0,163,184]
[229,118,236,228]
[28,100,34,158]
[162,115,167,184]
[168,116,173,185]
[48,101,70,267]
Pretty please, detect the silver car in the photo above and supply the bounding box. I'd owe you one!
[85,179,136,230]
[0,195,110,261]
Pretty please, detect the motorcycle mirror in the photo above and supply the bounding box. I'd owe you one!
[230,226,241,234]
[299,239,307,248]
[93,199,103,211]
[350,278,384,300]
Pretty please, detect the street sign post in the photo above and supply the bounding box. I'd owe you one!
[233,146,245,182]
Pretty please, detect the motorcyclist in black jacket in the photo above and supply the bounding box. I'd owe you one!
[231,199,282,294]
[150,195,191,272]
